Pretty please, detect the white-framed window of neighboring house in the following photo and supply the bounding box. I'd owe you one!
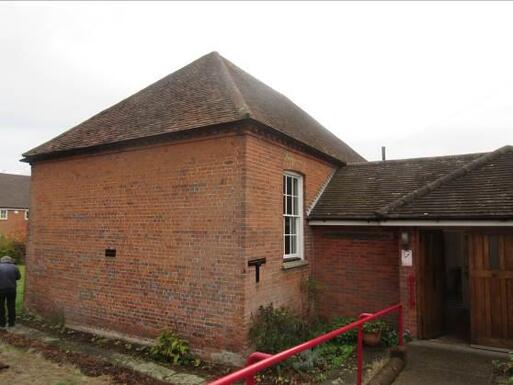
[24,210,29,220]
[0,209,7,220]
[283,172,304,260]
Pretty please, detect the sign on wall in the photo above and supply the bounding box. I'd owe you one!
[401,249,413,267]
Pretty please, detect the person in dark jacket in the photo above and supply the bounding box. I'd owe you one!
[0,256,21,328]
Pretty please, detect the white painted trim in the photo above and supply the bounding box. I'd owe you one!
[309,219,513,227]
[283,171,304,260]
[306,169,336,216]
[0,209,7,220]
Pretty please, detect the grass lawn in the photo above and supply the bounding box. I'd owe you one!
[16,264,25,313]
[0,340,114,385]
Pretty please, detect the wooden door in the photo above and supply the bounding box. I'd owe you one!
[419,231,446,339]
[469,232,513,348]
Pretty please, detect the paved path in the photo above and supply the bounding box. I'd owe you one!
[394,341,506,385]
[8,325,206,385]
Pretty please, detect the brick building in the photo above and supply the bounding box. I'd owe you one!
[22,52,513,360]
[0,173,30,242]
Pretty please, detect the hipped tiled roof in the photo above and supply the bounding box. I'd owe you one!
[310,146,513,220]
[0,173,30,209]
[23,52,363,164]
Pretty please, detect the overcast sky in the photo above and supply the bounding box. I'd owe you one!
[1,1,513,175]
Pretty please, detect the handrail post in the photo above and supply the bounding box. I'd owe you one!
[357,313,371,385]
[357,322,363,385]
[398,305,404,346]
[245,352,272,385]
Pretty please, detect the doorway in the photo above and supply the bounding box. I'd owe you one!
[418,229,513,349]
[417,230,470,343]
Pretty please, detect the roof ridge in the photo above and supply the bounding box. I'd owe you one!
[347,151,487,166]
[375,145,513,217]
[214,53,252,119]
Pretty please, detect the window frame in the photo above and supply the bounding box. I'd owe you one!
[0,209,8,221]
[24,210,29,221]
[283,171,304,261]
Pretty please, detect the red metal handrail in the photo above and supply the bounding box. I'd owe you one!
[209,304,403,385]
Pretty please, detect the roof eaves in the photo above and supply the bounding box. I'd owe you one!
[375,145,513,217]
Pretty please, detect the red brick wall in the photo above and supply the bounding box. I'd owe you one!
[26,133,247,360]
[0,209,28,242]
[311,226,400,320]
[26,128,338,360]
[242,132,336,329]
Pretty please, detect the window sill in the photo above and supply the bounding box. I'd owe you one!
[282,259,309,270]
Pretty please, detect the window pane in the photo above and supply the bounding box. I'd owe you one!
[286,195,292,215]
[286,176,292,196]
[289,217,297,235]
[291,235,297,254]
[293,195,298,215]
[292,177,298,197]
[285,217,291,234]
[283,175,286,195]
[285,235,291,255]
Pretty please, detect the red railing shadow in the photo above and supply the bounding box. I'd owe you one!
[209,304,404,385]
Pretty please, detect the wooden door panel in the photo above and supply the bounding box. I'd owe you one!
[506,235,513,271]
[508,280,513,340]
[470,232,513,349]
[419,231,445,339]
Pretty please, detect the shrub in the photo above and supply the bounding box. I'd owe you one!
[290,349,326,372]
[363,320,387,334]
[381,326,398,347]
[318,316,358,345]
[319,317,400,347]
[0,235,26,264]
[316,343,354,367]
[249,305,357,377]
[249,304,309,354]
[150,330,194,365]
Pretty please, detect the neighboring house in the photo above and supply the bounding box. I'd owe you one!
[22,52,513,362]
[0,173,30,242]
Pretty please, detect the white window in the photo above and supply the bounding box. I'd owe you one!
[0,209,7,220]
[283,172,303,260]
[24,210,29,220]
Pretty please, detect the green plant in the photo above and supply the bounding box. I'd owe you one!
[493,352,513,384]
[381,326,398,347]
[0,235,25,264]
[249,305,357,378]
[249,304,309,353]
[322,316,358,345]
[316,343,354,367]
[363,320,387,334]
[150,330,192,365]
[291,349,326,372]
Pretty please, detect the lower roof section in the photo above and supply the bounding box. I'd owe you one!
[309,219,513,227]
[309,145,513,221]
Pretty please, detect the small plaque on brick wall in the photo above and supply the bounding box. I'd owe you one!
[401,249,412,266]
